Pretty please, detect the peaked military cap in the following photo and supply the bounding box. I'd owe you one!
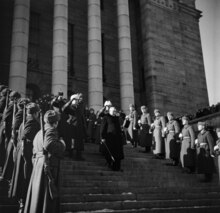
[26,103,40,114]
[167,112,174,117]
[1,88,10,96]
[129,103,135,108]
[182,115,189,121]
[0,85,7,92]
[198,121,206,126]
[154,109,160,114]
[9,91,21,99]
[18,98,30,108]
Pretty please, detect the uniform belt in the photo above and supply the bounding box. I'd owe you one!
[155,125,161,128]
[200,143,207,146]
[183,136,190,139]
[169,130,175,133]
[34,152,44,158]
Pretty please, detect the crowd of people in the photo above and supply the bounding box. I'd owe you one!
[0,84,220,213]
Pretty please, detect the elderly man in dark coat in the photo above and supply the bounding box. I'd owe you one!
[9,102,40,211]
[24,110,65,213]
[62,93,87,160]
[196,121,215,182]
[100,106,124,171]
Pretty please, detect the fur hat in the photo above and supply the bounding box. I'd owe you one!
[26,103,40,114]
[44,110,60,124]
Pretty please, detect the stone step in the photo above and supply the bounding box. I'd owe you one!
[60,186,220,195]
[63,205,220,213]
[60,198,220,212]
[61,191,220,203]
[60,178,217,188]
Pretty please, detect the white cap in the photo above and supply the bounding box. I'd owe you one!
[104,100,112,107]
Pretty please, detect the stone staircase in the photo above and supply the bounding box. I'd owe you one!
[1,142,220,213]
[59,143,220,213]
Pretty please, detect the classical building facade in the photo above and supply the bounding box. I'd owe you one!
[0,0,209,114]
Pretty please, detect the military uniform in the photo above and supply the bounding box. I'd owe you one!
[0,91,20,168]
[180,124,195,168]
[1,103,23,181]
[24,111,65,213]
[9,103,40,209]
[165,120,180,161]
[216,138,220,182]
[196,130,215,175]
[87,111,96,143]
[127,109,138,147]
[139,113,152,150]
[152,116,166,155]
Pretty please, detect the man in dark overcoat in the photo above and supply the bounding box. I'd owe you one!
[100,106,124,171]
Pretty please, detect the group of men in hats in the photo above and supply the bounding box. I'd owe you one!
[124,105,219,182]
[0,82,220,213]
[0,85,78,212]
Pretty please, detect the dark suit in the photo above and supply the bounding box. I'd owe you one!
[100,114,124,171]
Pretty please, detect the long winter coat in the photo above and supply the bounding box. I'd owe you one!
[152,116,166,154]
[196,130,215,174]
[127,110,138,144]
[0,101,13,167]
[217,139,220,182]
[165,120,180,160]
[100,114,124,162]
[2,109,23,181]
[180,125,195,168]
[139,113,152,147]
[63,102,87,151]
[24,124,65,213]
[9,115,40,199]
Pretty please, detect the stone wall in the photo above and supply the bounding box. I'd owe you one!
[140,0,208,115]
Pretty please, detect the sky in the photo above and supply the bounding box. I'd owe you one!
[196,0,220,105]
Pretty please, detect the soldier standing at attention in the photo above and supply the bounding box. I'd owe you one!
[179,116,196,173]
[151,109,166,159]
[24,110,65,213]
[196,121,215,182]
[138,106,152,153]
[164,112,180,165]
[214,128,220,182]
[0,91,20,171]
[0,85,8,121]
[126,104,138,148]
